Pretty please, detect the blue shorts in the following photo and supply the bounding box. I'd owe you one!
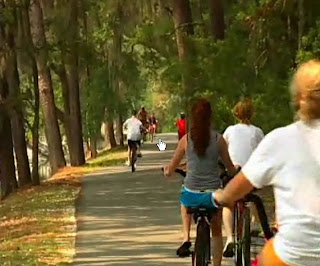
[180,187,217,209]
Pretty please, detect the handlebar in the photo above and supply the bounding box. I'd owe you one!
[161,167,186,177]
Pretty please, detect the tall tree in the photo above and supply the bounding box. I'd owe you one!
[64,0,85,166]
[4,8,32,186]
[208,0,225,40]
[20,0,41,185]
[29,0,66,173]
[172,0,194,117]
[0,76,18,199]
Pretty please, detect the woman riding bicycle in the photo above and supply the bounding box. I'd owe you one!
[215,59,320,265]
[164,99,236,266]
[222,98,264,257]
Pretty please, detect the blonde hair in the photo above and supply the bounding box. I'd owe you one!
[233,98,254,124]
[291,60,320,121]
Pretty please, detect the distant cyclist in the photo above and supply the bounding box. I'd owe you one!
[215,60,320,266]
[138,107,148,141]
[222,98,264,257]
[175,112,187,140]
[148,114,158,142]
[164,99,236,266]
[123,110,143,166]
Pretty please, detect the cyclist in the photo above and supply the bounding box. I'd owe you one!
[123,110,143,166]
[214,59,320,266]
[222,98,264,257]
[164,99,236,266]
[138,107,148,142]
[175,112,187,140]
[148,114,158,142]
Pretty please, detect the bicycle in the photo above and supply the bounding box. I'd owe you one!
[233,192,274,266]
[162,167,219,266]
[128,140,140,172]
[218,163,274,266]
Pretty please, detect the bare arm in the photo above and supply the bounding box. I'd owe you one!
[215,172,254,208]
[164,135,187,176]
[218,136,236,176]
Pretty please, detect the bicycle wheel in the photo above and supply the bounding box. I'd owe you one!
[234,204,242,266]
[242,206,251,266]
[194,218,211,266]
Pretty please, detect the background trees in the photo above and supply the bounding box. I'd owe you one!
[1,0,320,198]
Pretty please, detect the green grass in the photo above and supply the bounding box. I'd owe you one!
[0,183,80,265]
[85,146,127,168]
[0,146,128,265]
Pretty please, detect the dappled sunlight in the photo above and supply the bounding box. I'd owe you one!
[0,183,80,265]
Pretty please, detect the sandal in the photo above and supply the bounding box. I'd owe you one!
[176,241,191,257]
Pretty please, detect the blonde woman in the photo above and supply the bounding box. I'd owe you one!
[222,98,264,257]
[215,59,320,265]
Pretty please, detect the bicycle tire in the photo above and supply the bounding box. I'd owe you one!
[242,206,251,266]
[234,204,242,266]
[194,218,210,266]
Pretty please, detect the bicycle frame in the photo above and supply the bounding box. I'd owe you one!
[189,208,215,266]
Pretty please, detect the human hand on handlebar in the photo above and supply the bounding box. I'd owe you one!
[163,165,171,177]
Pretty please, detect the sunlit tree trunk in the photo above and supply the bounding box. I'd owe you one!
[29,0,66,173]
[116,114,124,147]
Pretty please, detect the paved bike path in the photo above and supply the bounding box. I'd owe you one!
[73,133,264,265]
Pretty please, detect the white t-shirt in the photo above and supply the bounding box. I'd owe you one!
[223,124,264,167]
[242,120,320,266]
[123,117,142,141]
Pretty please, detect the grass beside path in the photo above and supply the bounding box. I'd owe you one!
[0,146,127,266]
[0,182,80,266]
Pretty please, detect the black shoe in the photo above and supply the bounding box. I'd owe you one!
[223,242,235,258]
[137,153,142,158]
[176,241,191,257]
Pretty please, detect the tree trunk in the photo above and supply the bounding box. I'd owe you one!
[31,66,40,185]
[29,0,66,173]
[0,77,18,200]
[208,0,225,40]
[298,0,304,50]
[89,137,97,158]
[21,0,41,185]
[104,111,117,149]
[116,114,124,146]
[172,0,194,125]
[65,0,85,166]
[4,32,32,187]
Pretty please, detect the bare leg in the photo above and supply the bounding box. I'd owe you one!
[211,210,223,266]
[223,206,234,244]
[181,205,192,242]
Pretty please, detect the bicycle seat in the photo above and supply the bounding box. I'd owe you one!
[187,207,217,216]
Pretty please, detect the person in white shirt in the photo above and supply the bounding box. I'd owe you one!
[123,110,143,165]
[215,59,320,265]
[222,98,265,257]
